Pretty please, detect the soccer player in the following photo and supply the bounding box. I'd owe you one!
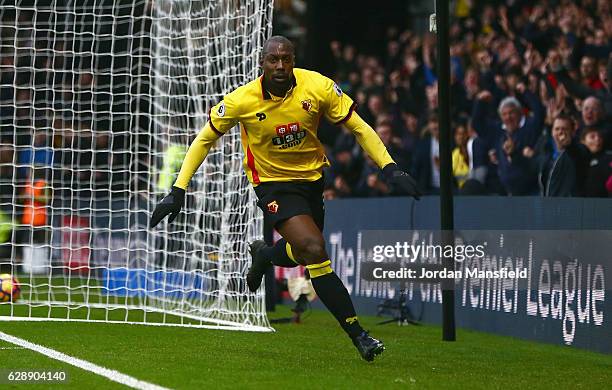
[150,36,421,361]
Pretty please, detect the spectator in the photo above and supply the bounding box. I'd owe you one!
[17,131,54,179]
[581,127,612,197]
[533,115,588,197]
[579,96,612,148]
[550,51,611,125]
[355,153,390,197]
[472,91,544,195]
[452,124,470,189]
[20,166,50,244]
[375,122,410,172]
[412,115,440,195]
[580,56,605,90]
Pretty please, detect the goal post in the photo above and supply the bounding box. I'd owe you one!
[0,0,274,331]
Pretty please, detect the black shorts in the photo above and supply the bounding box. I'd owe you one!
[254,178,325,232]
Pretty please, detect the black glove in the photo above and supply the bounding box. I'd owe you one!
[150,186,186,228]
[383,163,422,200]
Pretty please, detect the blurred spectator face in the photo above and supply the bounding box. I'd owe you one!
[552,118,574,150]
[80,73,94,87]
[361,68,374,87]
[580,57,596,80]
[323,188,337,200]
[334,150,352,165]
[403,113,418,134]
[582,129,603,154]
[367,94,384,115]
[402,54,419,75]
[16,89,30,105]
[96,133,109,148]
[429,120,440,139]
[330,40,340,54]
[365,57,379,69]
[505,74,519,92]
[33,132,47,146]
[582,97,603,125]
[1,55,14,66]
[464,68,478,86]
[500,105,522,133]
[426,83,438,109]
[454,126,468,147]
[450,42,465,57]
[387,41,399,57]
[594,29,606,46]
[0,146,13,164]
[528,73,539,93]
[376,124,392,145]
[598,63,608,87]
[537,17,549,30]
[476,50,492,69]
[374,72,385,86]
[482,6,495,24]
[342,45,355,62]
[355,90,367,106]
[333,175,351,195]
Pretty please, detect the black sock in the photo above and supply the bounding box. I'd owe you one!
[309,268,364,338]
[260,238,299,268]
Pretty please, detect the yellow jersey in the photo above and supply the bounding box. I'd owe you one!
[174,68,393,188]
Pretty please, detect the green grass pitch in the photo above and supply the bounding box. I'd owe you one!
[1,305,611,389]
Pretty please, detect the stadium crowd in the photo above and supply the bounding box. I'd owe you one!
[322,0,612,198]
[0,0,610,214]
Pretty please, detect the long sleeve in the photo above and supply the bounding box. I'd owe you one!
[173,92,240,190]
[521,90,545,134]
[173,121,223,190]
[555,69,597,100]
[343,112,394,169]
[471,98,495,144]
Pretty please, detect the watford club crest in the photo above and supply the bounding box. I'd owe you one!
[301,99,312,112]
[267,200,279,214]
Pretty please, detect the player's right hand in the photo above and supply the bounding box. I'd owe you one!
[150,186,185,228]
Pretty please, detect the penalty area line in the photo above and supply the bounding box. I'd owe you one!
[0,331,169,390]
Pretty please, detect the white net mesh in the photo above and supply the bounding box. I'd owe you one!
[0,0,273,331]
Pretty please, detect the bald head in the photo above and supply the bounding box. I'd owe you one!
[262,36,295,57]
[582,96,604,126]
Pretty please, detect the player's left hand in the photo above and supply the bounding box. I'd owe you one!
[150,186,186,228]
[382,163,421,200]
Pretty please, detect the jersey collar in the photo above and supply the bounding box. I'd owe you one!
[260,74,297,100]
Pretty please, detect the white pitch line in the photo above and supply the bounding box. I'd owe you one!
[0,331,170,390]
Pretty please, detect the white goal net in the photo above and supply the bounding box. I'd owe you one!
[0,0,273,331]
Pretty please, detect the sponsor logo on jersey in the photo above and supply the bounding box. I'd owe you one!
[267,200,279,214]
[272,122,306,149]
[301,99,312,112]
[256,112,266,121]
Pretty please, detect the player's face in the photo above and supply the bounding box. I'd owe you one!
[261,43,295,88]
